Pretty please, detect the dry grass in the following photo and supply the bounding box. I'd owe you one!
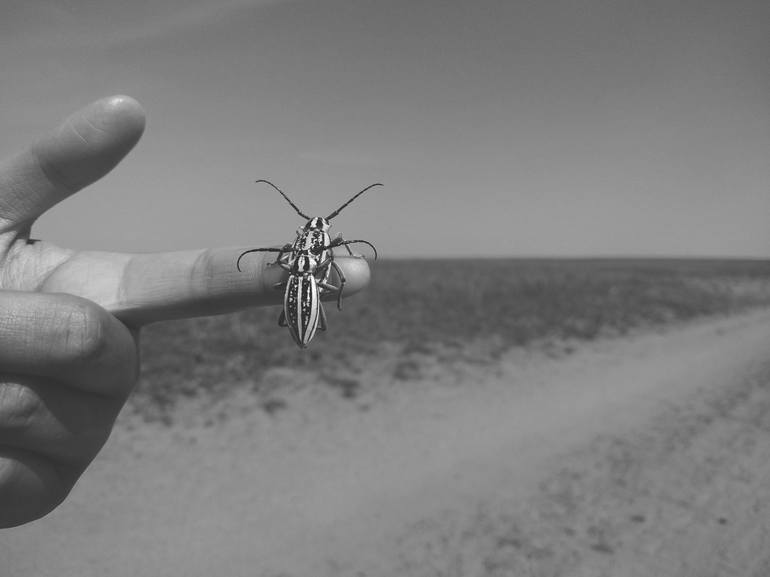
[131,258,770,423]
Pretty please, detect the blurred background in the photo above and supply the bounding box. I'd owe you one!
[0,0,768,258]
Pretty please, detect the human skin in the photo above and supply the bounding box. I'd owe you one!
[0,95,370,528]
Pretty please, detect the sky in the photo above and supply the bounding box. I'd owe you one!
[0,0,768,258]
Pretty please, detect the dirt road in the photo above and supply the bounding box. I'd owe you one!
[4,309,770,576]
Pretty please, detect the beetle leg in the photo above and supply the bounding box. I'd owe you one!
[313,257,332,291]
[317,261,338,292]
[326,238,378,260]
[318,302,328,331]
[330,260,347,310]
[236,247,280,271]
[278,309,287,327]
[236,243,293,271]
[276,246,293,264]
[334,233,355,256]
[313,254,346,309]
[313,257,338,305]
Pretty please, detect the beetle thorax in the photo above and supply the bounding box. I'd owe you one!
[294,226,330,254]
[291,253,318,275]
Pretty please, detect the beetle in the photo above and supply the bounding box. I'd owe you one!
[237,180,380,348]
[278,253,326,348]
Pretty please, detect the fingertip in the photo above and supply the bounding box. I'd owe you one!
[67,94,146,152]
[337,255,371,295]
[33,95,147,193]
[93,95,147,141]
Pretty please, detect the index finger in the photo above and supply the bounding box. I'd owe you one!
[40,248,372,327]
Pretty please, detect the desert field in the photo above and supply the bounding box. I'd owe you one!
[4,258,770,576]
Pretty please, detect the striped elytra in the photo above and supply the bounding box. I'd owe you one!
[284,273,321,348]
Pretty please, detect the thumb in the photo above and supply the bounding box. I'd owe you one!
[0,95,145,231]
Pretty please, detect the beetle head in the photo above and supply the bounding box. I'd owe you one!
[304,217,330,231]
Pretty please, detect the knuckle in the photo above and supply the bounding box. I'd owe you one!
[0,382,41,431]
[47,296,138,397]
[0,379,118,462]
[52,296,109,364]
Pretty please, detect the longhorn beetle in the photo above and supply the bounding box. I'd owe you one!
[237,180,380,348]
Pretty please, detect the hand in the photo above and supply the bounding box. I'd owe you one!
[0,95,371,528]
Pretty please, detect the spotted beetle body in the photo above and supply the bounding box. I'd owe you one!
[237,180,380,349]
[281,256,323,348]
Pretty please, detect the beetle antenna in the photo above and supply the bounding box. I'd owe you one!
[326,183,382,221]
[255,179,310,219]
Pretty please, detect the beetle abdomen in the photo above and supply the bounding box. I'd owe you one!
[284,273,320,348]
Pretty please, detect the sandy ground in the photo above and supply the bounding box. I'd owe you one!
[4,309,770,576]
